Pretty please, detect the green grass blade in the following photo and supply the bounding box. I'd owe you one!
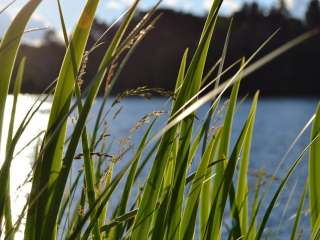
[3,57,26,239]
[236,92,259,235]
[199,146,222,239]
[148,51,188,236]
[39,2,140,238]
[130,45,191,240]
[55,1,103,237]
[138,1,223,238]
[174,49,189,96]
[6,57,26,148]
[209,70,241,240]
[149,51,188,235]
[311,214,320,240]
[204,105,257,240]
[25,0,101,238]
[201,18,232,166]
[180,129,221,240]
[309,104,320,229]
[0,0,40,148]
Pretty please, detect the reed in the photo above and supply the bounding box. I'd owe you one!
[0,0,319,239]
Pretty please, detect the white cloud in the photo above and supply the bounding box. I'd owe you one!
[0,3,52,45]
[182,2,193,12]
[106,1,123,10]
[203,0,213,9]
[203,0,240,13]
[284,0,295,9]
[163,0,180,8]
[120,0,136,7]
[221,0,241,13]
[203,0,240,12]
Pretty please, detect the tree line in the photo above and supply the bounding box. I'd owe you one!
[12,0,320,96]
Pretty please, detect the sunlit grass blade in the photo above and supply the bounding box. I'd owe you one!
[150,51,188,235]
[0,0,318,239]
[138,1,223,238]
[2,57,26,239]
[236,92,259,235]
[201,18,232,166]
[180,129,221,240]
[5,58,25,152]
[40,1,141,238]
[204,103,257,240]
[174,49,189,96]
[309,104,320,230]
[311,214,320,240]
[209,68,241,240]
[130,38,191,240]
[0,0,40,148]
[55,1,103,237]
[225,93,259,240]
[25,0,101,238]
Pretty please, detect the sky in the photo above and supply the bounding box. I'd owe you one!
[0,0,312,44]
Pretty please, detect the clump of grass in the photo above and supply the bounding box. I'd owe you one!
[0,0,319,239]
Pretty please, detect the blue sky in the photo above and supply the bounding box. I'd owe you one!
[0,0,311,43]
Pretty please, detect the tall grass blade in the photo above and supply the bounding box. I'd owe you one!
[209,68,241,240]
[204,103,257,240]
[40,2,140,238]
[25,0,101,238]
[2,57,26,239]
[131,1,223,238]
[236,92,259,235]
[55,1,103,237]
[0,0,40,148]
[180,129,221,240]
[309,104,320,230]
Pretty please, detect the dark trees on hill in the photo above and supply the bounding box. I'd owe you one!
[306,0,320,28]
[11,3,320,96]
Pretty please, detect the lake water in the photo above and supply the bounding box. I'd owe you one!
[1,95,318,239]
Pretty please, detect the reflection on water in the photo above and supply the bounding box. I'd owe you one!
[0,95,318,239]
